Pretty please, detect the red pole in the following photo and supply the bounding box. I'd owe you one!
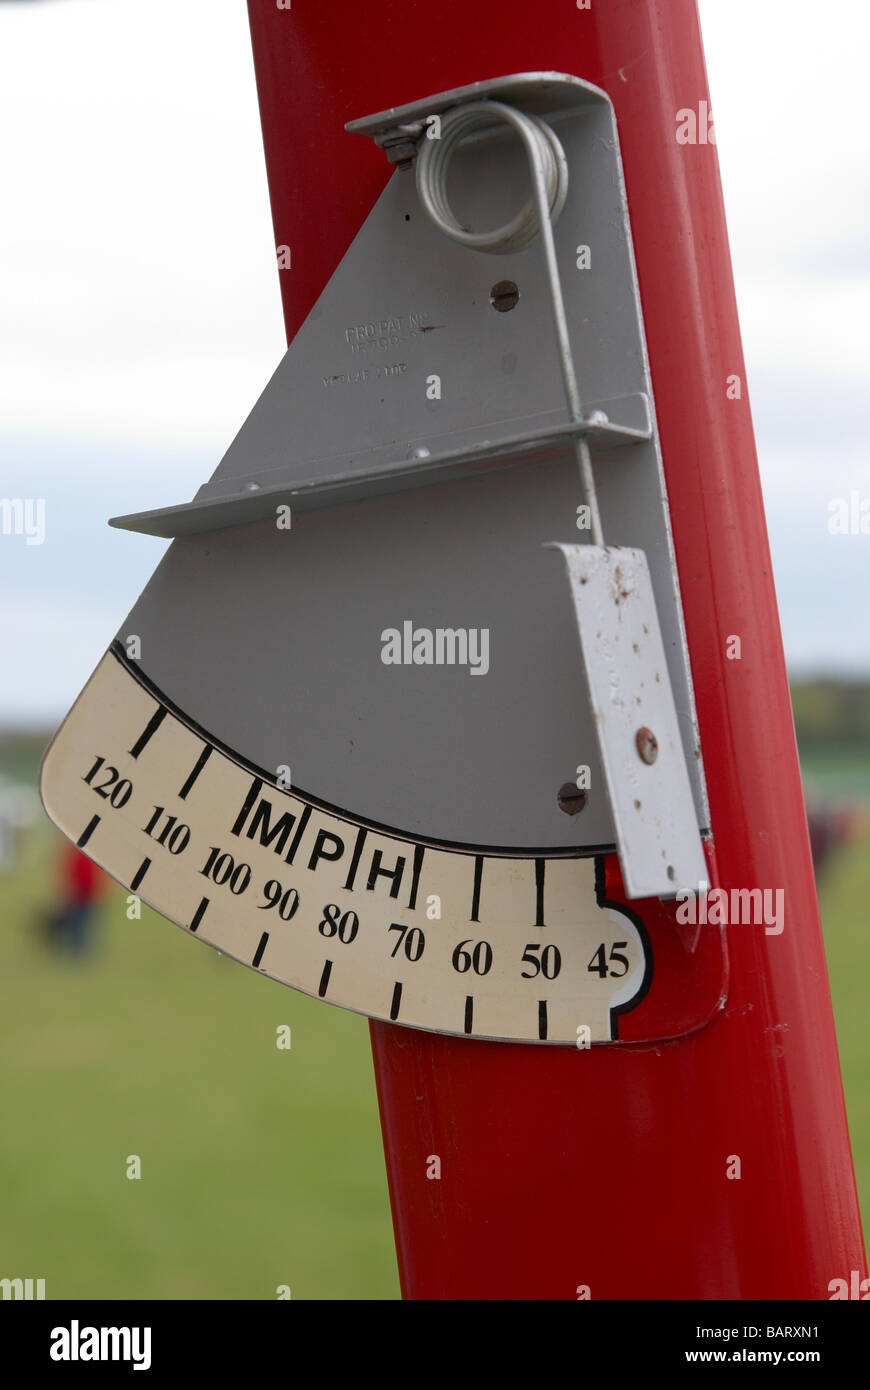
[246,0,865,1298]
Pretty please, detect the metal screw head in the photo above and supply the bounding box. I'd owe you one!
[385,141,417,168]
[376,124,423,168]
[636,727,658,764]
[557,782,587,815]
[490,280,519,312]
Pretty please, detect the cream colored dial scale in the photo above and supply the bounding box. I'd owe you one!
[40,648,652,1045]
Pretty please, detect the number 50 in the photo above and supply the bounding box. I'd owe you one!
[520,943,561,980]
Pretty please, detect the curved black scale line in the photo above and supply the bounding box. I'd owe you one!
[470,855,483,922]
[109,643,613,861]
[407,844,425,911]
[77,814,100,848]
[128,705,166,759]
[178,744,212,800]
[464,996,474,1035]
[231,777,262,836]
[535,858,546,926]
[594,855,655,1040]
[284,805,312,865]
[189,897,209,933]
[344,828,367,890]
[130,857,151,892]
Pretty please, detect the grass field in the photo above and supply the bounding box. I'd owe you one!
[816,822,870,1231]
[0,817,400,1300]
[1,747,868,1299]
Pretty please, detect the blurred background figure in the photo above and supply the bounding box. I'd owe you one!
[45,837,108,956]
[0,773,39,871]
[808,803,861,879]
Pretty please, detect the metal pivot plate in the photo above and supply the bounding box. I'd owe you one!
[100,73,709,860]
[38,73,724,1045]
[550,545,709,898]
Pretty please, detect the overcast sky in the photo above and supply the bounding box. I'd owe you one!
[0,0,868,725]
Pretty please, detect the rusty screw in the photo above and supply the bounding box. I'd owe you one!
[490,280,519,312]
[375,124,424,169]
[557,782,587,815]
[635,727,658,765]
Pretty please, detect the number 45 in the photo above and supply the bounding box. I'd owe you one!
[587,942,630,978]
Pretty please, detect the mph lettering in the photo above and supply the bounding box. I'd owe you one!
[230,781,417,905]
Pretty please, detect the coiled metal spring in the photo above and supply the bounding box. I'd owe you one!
[415,101,569,254]
[414,100,603,546]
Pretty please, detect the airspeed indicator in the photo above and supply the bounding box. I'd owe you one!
[40,647,652,1045]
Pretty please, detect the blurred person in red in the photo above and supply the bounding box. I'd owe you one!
[47,838,109,955]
